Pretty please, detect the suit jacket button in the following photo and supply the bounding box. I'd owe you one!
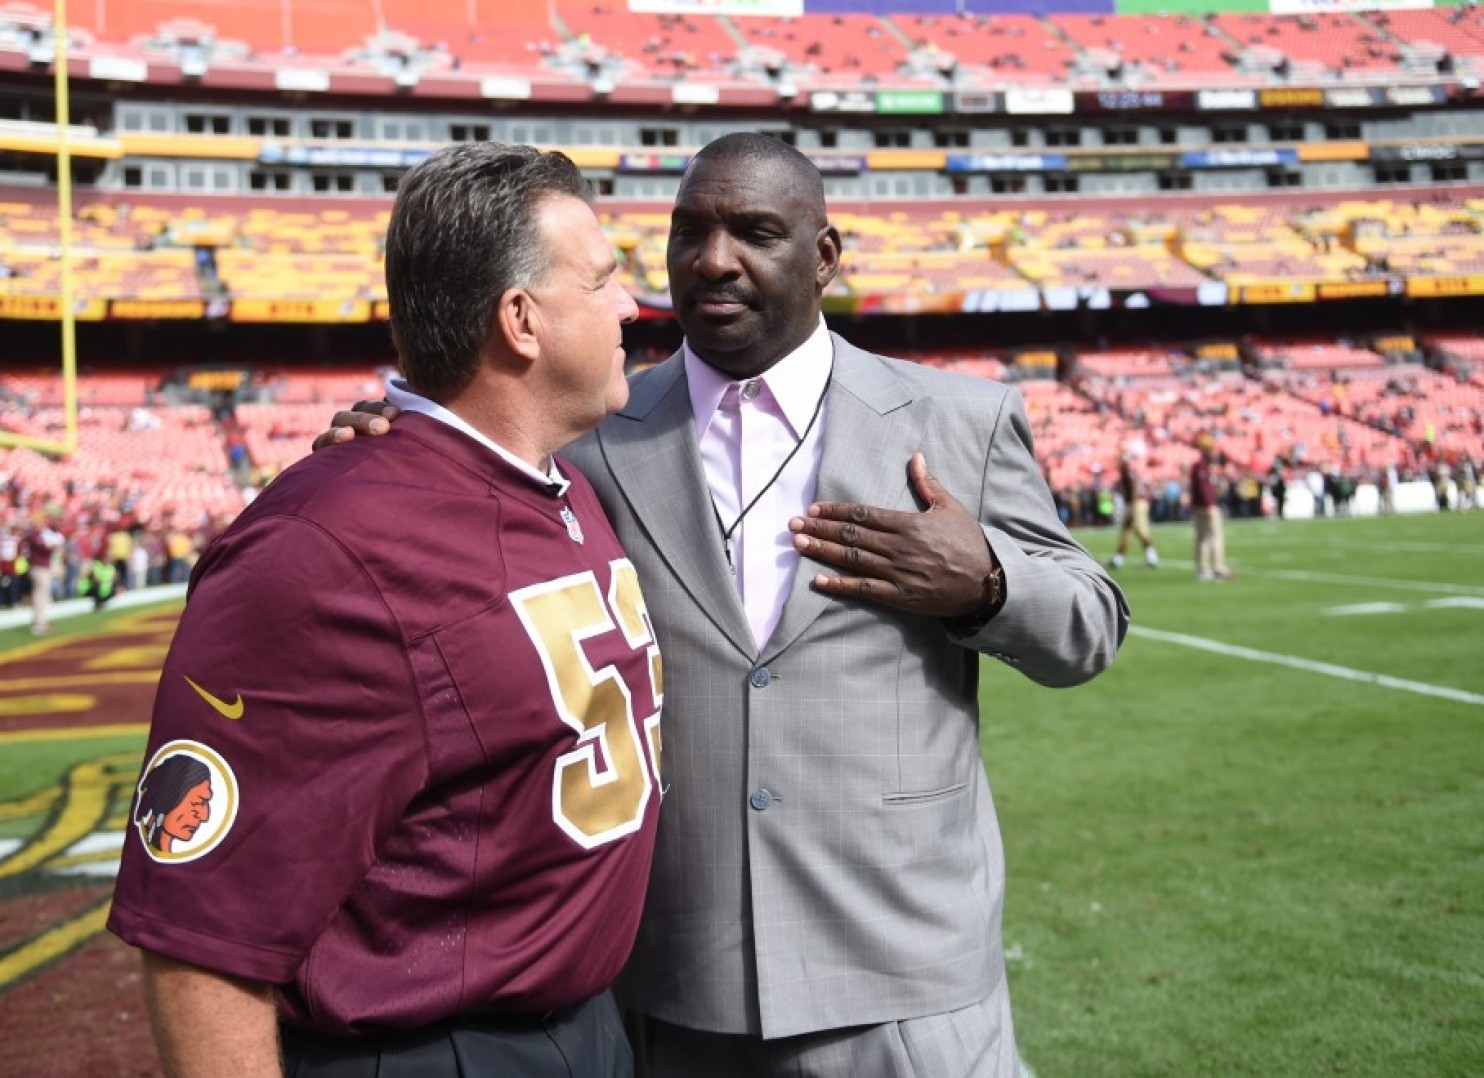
[749,667,772,689]
[749,789,774,811]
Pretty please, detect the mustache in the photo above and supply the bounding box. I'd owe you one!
[689,287,753,306]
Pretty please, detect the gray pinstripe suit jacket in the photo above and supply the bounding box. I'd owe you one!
[563,333,1128,1046]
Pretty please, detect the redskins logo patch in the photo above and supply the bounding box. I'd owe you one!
[132,740,239,864]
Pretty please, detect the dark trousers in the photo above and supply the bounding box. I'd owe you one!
[281,991,632,1078]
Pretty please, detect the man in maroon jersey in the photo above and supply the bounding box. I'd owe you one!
[1190,432,1233,581]
[108,143,659,1077]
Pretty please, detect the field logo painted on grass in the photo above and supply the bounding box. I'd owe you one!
[0,751,142,989]
[0,605,179,990]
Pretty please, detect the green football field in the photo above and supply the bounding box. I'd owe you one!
[991,510,1484,1076]
[0,511,1480,1074]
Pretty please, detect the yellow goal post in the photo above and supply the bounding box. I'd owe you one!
[0,0,79,456]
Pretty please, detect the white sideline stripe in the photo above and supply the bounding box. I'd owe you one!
[0,583,188,632]
[1130,626,1484,708]
[1157,559,1484,598]
[1239,537,1481,555]
[1323,603,1405,616]
[1426,597,1484,610]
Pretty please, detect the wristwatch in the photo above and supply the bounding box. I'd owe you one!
[945,561,1005,635]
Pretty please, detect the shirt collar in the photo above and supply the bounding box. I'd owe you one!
[684,318,833,439]
[384,377,570,496]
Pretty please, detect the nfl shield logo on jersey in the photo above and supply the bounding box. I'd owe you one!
[560,505,585,545]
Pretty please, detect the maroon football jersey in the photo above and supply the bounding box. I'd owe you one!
[109,414,663,1034]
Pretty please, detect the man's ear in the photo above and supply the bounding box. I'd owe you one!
[816,224,842,290]
[493,286,541,363]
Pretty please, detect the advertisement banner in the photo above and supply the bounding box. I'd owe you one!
[1068,152,1177,172]
[109,300,206,320]
[876,90,945,115]
[1405,276,1484,298]
[0,295,107,320]
[1003,88,1075,116]
[1270,0,1429,11]
[1370,143,1468,162]
[1315,281,1393,300]
[230,299,372,323]
[260,144,431,169]
[953,91,999,114]
[1239,282,1316,304]
[619,153,691,171]
[1385,85,1446,107]
[809,90,876,113]
[1196,88,1257,111]
[1324,88,1379,108]
[946,153,1067,172]
[807,154,868,173]
[1259,88,1325,109]
[1181,148,1298,169]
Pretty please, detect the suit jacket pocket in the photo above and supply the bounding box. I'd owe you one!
[881,781,969,806]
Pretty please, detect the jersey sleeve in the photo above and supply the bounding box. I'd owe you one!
[107,513,428,985]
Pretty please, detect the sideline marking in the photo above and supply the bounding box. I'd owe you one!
[1323,603,1405,617]
[1157,559,1484,598]
[1130,626,1484,707]
[0,900,111,990]
[1426,597,1484,610]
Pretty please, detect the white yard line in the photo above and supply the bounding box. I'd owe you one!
[1237,536,1484,555]
[1129,626,1484,707]
[1155,559,1484,598]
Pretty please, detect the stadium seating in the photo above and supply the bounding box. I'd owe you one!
[1052,14,1234,83]
[894,14,1077,84]
[12,0,1484,89]
[0,401,244,526]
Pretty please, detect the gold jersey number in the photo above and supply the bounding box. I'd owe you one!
[511,560,663,850]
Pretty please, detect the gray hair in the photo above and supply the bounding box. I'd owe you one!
[385,143,592,397]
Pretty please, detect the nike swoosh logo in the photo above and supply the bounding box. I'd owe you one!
[184,676,244,720]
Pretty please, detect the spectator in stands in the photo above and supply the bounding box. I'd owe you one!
[322,132,1128,1078]
[1109,452,1159,571]
[1191,433,1233,582]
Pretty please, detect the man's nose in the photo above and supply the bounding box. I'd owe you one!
[695,230,739,279]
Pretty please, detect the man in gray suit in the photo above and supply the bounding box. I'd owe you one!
[324,133,1127,1076]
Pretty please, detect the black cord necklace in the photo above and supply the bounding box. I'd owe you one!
[711,373,830,577]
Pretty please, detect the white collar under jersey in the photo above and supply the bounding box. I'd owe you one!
[384,377,570,496]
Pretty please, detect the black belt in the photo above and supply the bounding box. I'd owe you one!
[282,1001,579,1043]
[455,1002,575,1032]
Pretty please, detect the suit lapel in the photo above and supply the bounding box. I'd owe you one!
[597,354,756,659]
[761,336,920,663]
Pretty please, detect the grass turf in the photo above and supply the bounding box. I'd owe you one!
[990,511,1484,1076]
